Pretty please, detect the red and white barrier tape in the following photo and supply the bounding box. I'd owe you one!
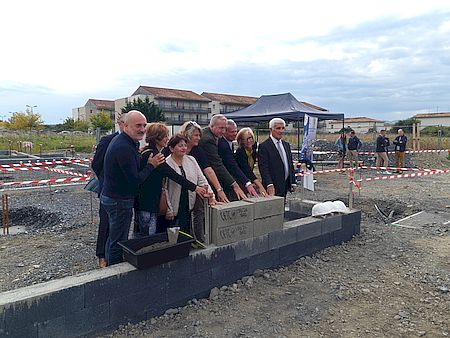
[0,158,92,168]
[357,149,449,155]
[1,166,44,172]
[359,165,438,172]
[358,169,450,182]
[295,167,354,176]
[0,176,90,187]
[1,166,89,177]
[45,167,89,177]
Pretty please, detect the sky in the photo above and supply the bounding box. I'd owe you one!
[1,0,450,124]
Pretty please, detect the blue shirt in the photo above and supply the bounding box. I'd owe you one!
[102,132,154,200]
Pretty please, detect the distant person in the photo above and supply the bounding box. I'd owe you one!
[258,118,296,197]
[199,114,247,200]
[375,129,390,172]
[101,110,165,266]
[393,129,407,173]
[234,127,267,196]
[218,119,258,199]
[335,133,347,170]
[165,135,214,233]
[346,130,362,168]
[91,113,126,268]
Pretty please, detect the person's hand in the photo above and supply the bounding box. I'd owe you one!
[148,153,165,167]
[233,184,247,200]
[165,210,174,220]
[216,190,229,203]
[254,179,267,197]
[246,184,258,197]
[195,186,206,197]
[267,185,275,196]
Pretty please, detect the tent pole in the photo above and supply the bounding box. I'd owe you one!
[297,116,300,160]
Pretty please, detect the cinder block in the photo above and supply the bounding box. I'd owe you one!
[245,196,284,219]
[254,214,284,237]
[211,221,254,246]
[37,316,65,338]
[160,255,195,280]
[64,303,109,337]
[3,323,38,338]
[288,199,318,215]
[321,215,342,234]
[296,218,322,241]
[0,309,5,336]
[166,269,211,306]
[332,225,354,245]
[4,286,84,331]
[268,226,297,250]
[192,245,235,273]
[248,249,279,272]
[210,201,254,228]
[343,210,361,235]
[279,240,308,264]
[232,234,269,260]
[211,258,249,287]
[85,269,148,308]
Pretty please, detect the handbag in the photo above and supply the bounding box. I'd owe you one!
[158,178,168,215]
[84,176,100,194]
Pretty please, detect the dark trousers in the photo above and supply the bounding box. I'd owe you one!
[100,195,134,266]
[95,203,109,258]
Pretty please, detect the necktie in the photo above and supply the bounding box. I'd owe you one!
[276,140,289,180]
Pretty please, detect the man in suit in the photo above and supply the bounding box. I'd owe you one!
[91,113,126,268]
[258,117,296,197]
[218,119,258,199]
[199,114,246,200]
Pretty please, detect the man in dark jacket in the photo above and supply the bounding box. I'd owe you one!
[393,129,407,173]
[101,110,165,265]
[91,113,126,268]
[346,130,362,168]
[218,119,258,199]
[375,130,390,169]
[199,114,246,200]
[258,118,296,197]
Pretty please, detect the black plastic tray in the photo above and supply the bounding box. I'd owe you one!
[118,232,194,269]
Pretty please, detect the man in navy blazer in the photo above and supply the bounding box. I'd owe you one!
[258,118,296,197]
[91,113,126,268]
[218,119,258,199]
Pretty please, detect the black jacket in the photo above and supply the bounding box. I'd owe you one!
[376,135,390,152]
[217,137,250,186]
[136,145,197,212]
[258,137,295,197]
[91,132,118,195]
[234,145,258,182]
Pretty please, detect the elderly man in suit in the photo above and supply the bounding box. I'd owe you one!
[258,117,296,197]
[199,114,247,200]
[218,119,258,199]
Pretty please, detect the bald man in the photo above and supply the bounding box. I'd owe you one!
[101,110,165,265]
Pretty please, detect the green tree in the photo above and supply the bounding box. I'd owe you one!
[74,120,90,131]
[90,111,113,131]
[390,117,420,133]
[7,110,44,131]
[62,117,76,130]
[121,96,165,122]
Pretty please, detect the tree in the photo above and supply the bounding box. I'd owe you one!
[7,110,44,131]
[62,117,76,130]
[74,120,90,131]
[90,111,113,131]
[390,117,420,133]
[121,96,165,122]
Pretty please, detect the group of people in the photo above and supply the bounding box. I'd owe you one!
[335,129,408,173]
[92,111,297,267]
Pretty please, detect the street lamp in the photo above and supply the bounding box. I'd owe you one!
[26,104,37,113]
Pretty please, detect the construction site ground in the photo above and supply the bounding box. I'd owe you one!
[0,153,449,337]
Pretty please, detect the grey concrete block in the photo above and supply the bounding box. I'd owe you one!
[249,249,279,272]
[288,199,318,215]
[233,234,269,260]
[0,310,5,336]
[166,269,211,306]
[3,323,38,338]
[211,258,249,287]
[211,221,254,246]
[192,245,235,273]
[268,226,297,250]
[3,286,84,331]
[321,214,342,234]
[210,201,254,228]
[245,196,284,219]
[85,269,148,308]
[296,218,322,241]
[37,316,65,338]
[343,210,361,235]
[254,214,284,237]
[110,285,165,326]
[279,240,308,264]
[65,303,109,337]
[160,255,195,280]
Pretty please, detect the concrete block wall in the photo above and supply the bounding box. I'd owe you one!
[0,209,361,338]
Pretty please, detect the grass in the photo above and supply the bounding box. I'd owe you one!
[0,134,96,154]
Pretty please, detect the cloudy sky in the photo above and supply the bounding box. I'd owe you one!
[1,0,450,123]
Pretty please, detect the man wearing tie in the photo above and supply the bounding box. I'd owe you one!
[258,118,296,197]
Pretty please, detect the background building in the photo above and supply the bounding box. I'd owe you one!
[322,117,385,133]
[72,99,115,122]
[201,92,258,116]
[414,112,450,129]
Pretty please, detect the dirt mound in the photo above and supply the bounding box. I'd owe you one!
[7,206,62,229]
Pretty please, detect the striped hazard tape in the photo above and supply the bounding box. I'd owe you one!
[45,167,89,177]
[0,158,92,168]
[0,176,90,187]
[357,169,450,182]
[359,165,438,172]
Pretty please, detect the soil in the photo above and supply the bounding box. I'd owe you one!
[1,152,449,337]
